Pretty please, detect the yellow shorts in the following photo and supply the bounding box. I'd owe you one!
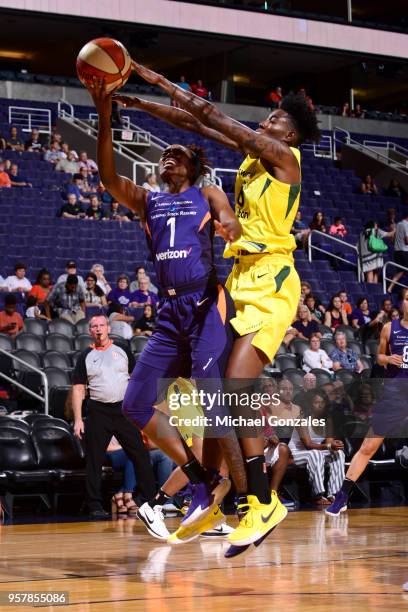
[166,378,204,447]
[225,253,301,363]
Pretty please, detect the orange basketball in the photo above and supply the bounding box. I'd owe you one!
[76,38,132,93]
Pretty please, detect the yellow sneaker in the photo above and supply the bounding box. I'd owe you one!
[167,505,225,545]
[227,492,287,547]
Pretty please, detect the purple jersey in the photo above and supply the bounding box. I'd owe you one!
[387,318,408,378]
[145,187,215,288]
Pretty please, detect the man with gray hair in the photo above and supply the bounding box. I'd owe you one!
[330,332,363,373]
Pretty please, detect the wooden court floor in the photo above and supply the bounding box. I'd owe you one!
[0,507,407,611]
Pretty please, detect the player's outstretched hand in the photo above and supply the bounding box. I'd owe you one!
[86,76,112,119]
[112,94,142,109]
[214,219,240,243]
[131,60,162,85]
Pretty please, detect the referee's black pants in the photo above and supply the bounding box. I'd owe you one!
[85,400,156,510]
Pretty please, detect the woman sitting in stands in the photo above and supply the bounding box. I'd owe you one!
[84,272,108,310]
[305,294,326,323]
[107,275,133,307]
[108,303,134,340]
[360,174,378,195]
[28,268,53,319]
[133,304,156,337]
[350,297,386,342]
[324,294,348,333]
[309,211,327,233]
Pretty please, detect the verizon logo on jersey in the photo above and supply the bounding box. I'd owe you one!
[156,247,191,261]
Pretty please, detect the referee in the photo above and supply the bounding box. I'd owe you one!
[72,313,156,518]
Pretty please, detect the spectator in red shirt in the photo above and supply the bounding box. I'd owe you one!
[191,80,209,99]
[0,293,24,337]
[0,160,11,188]
[268,86,282,108]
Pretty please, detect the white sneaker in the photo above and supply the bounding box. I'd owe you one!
[137,502,170,540]
[201,523,235,538]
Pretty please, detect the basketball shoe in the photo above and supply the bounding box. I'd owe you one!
[181,474,231,526]
[167,505,226,544]
[325,490,348,516]
[227,491,287,547]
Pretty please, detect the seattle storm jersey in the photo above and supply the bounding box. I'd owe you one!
[387,318,408,378]
[145,186,215,288]
[224,147,301,258]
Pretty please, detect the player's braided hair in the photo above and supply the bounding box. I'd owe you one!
[187,144,211,182]
[280,93,321,145]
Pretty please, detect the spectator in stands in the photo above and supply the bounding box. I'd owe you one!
[0,293,23,337]
[386,178,405,199]
[78,150,98,174]
[329,216,347,238]
[387,211,408,293]
[330,331,363,373]
[84,272,107,309]
[130,277,159,308]
[130,267,158,294]
[294,372,317,407]
[6,126,23,152]
[390,307,400,320]
[133,304,156,337]
[359,220,394,284]
[341,102,350,117]
[292,210,310,249]
[142,172,161,193]
[46,274,85,324]
[0,131,6,150]
[324,294,348,333]
[267,86,282,108]
[67,174,92,205]
[289,389,345,505]
[72,314,156,518]
[55,151,79,174]
[57,261,86,290]
[105,200,130,222]
[338,290,352,317]
[176,75,191,92]
[0,160,11,188]
[302,334,333,373]
[97,181,113,205]
[91,263,112,295]
[350,382,374,422]
[360,174,378,195]
[272,378,301,440]
[80,166,98,188]
[108,303,134,339]
[85,195,105,220]
[381,297,393,322]
[106,436,138,515]
[0,273,6,291]
[24,128,42,152]
[25,295,49,321]
[304,294,325,323]
[353,104,364,119]
[385,208,397,232]
[4,262,32,293]
[309,211,327,233]
[351,297,386,342]
[300,281,313,302]
[44,141,61,164]
[8,163,32,188]
[29,268,53,317]
[192,79,209,99]
[107,274,133,307]
[59,193,85,219]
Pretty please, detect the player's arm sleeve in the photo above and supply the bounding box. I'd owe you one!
[72,350,90,385]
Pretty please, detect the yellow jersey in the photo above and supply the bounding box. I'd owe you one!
[224,148,301,258]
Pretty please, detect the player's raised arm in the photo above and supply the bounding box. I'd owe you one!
[201,185,242,243]
[113,94,241,152]
[87,78,147,219]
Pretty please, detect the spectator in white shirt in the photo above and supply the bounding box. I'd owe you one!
[142,172,161,193]
[57,260,86,290]
[0,274,7,291]
[4,262,32,293]
[91,263,112,295]
[302,334,333,373]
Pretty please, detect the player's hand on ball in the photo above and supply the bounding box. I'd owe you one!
[131,60,161,85]
[112,94,142,109]
[87,77,112,118]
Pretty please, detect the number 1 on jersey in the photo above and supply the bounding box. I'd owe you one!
[167,217,176,247]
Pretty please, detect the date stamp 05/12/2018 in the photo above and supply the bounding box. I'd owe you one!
[0,592,69,606]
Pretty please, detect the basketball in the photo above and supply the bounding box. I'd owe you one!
[76,37,132,93]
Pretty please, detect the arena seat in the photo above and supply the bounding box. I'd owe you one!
[23,319,48,336]
[335,369,360,385]
[0,334,14,351]
[73,334,93,351]
[41,350,72,370]
[275,354,298,372]
[321,340,336,356]
[310,368,333,386]
[335,326,356,342]
[44,367,71,389]
[130,336,149,354]
[290,339,309,357]
[31,423,84,470]
[49,319,75,337]
[45,333,73,353]
[282,368,305,388]
[15,333,45,353]
[74,319,90,336]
